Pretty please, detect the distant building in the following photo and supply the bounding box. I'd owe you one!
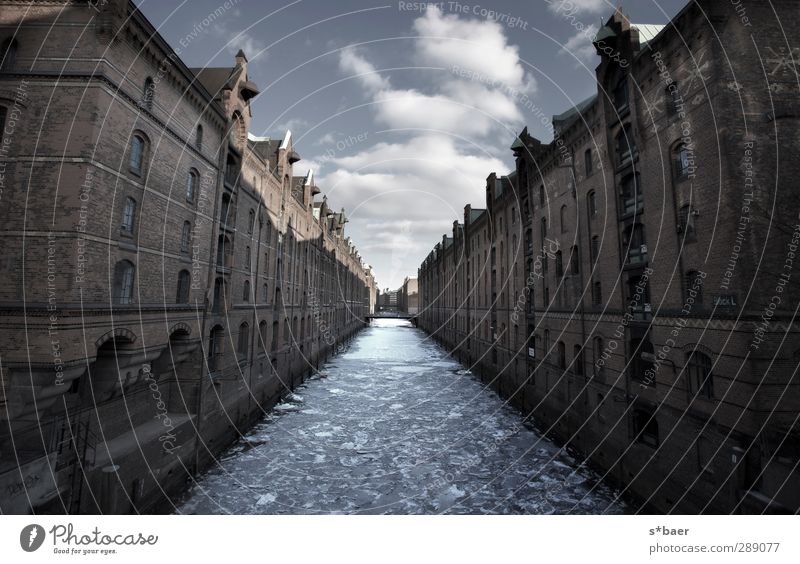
[399,277,419,315]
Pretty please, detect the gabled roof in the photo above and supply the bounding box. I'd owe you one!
[189,65,241,99]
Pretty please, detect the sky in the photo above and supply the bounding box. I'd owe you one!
[135,0,688,290]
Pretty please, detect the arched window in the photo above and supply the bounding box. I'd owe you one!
[181,221,191,253]
[270,321,279,350]
[620,174,642,216]
[587,190,598,220]
[212,278,225,312]
[216,235,232,267]
[112,260,135,304]
[186,170,198,202]
[225,154,238,186]
[0,38,18,70]
[560,204,568,233]
[544,329,550,357]
[238,322,249,357]
[248,209,255,233]
[244,246,251,271]
[570,245,579,275]
[540,217,547,242]
[121,197,136,232]
[219,193,231,225]
[195,124,203,150]
[592,280,602,306]
[129,134,146,174]
[176,269,190,303]
[557,341,566,369]
[613,71,628,111]
[687,351,713,399]
[674,142,692,179]
[678,204,696,238]
[259,321,268,352]
[585,148,593,176]
[539,185,545,207]
[243,280,250,302]
[555,250,563,278]
[231,111,246,148]
[142,77,155,110]
[633,408,659,447]
[574,344,584,376]
[263,283,269,303]
[630,337,655,384]
[623,223,647,264]
[593,336,604,377]
[283,317,291,345]
[591,235,599,264]
[208,325,224,371]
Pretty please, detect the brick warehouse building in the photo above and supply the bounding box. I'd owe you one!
[0,0,376,513]
[419,0,800,513]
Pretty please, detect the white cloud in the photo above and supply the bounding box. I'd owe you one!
[323,6,538,287]
[339,47,391,92]
[314,132,337,146]
[412,6,533,92]
[315,134,508,288]
[547,0,610,15]
[560,23,600,65]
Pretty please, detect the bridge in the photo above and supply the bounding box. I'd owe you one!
[364,311,418,325]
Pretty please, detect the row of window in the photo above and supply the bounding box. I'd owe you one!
[111,260,193,305]
[539,330,715,400]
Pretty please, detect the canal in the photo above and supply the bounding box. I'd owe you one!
[177,319,625,514]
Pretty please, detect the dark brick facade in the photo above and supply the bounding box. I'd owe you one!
[0,0,376,514]
[419,0,800,513]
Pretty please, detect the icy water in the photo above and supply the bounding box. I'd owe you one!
[177,319,624,514]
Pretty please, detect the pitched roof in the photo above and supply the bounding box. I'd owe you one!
[552,94,598,133]
[633,23,666,48]
[189,66,241,99]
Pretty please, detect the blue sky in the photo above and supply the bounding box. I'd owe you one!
[136,0,687,289]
